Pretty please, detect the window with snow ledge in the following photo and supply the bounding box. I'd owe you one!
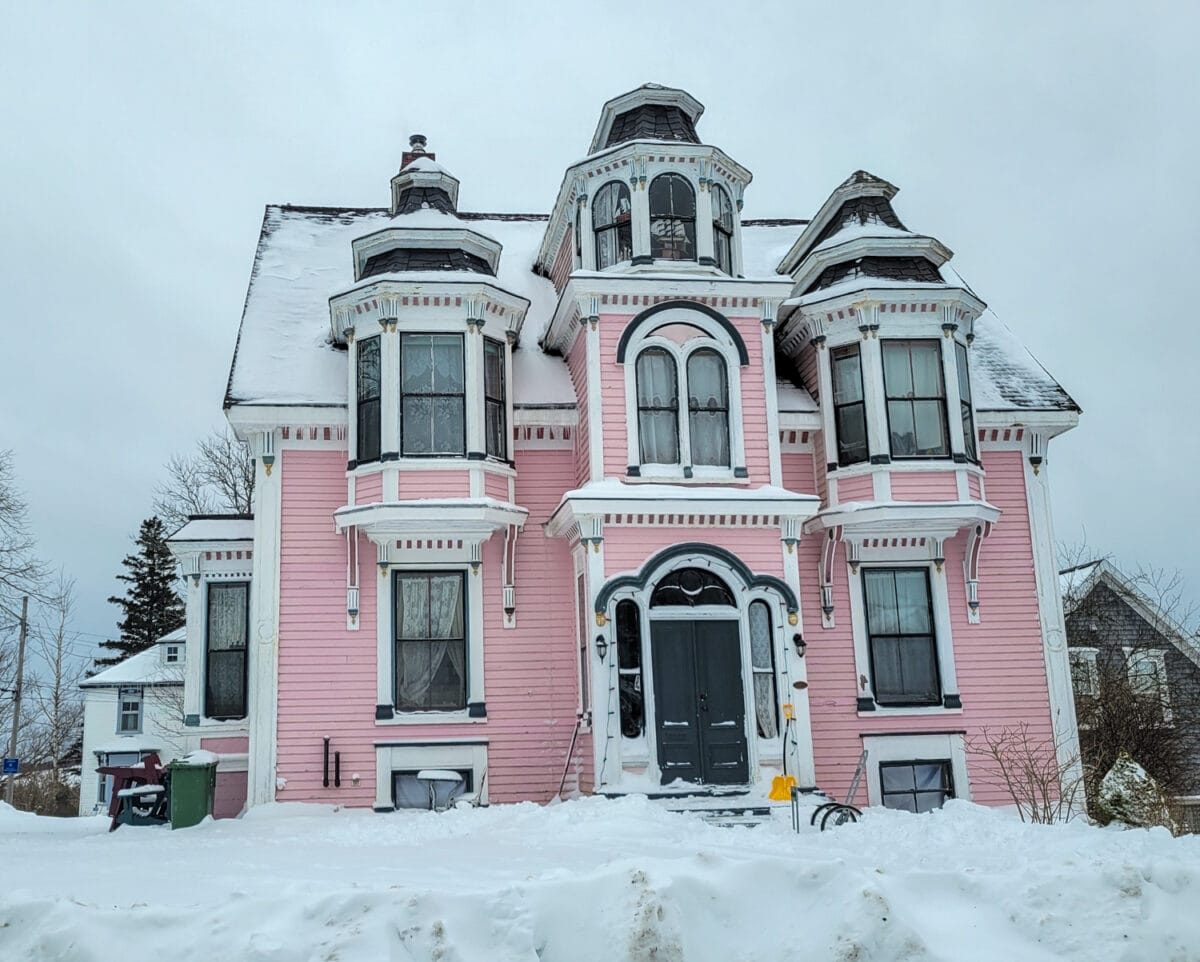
[861,733,970,809]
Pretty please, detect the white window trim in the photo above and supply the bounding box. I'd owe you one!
[1068,646,1099,698]
[1123,646,1172,724]
[621,309,746,479]
[116,686,144,735]
[375,559,486,724]
[848,559,961,715]
[373,741,488,811]
[164,643,183,665]
[861,733,970,808]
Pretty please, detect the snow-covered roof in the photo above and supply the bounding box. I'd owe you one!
[168,517,255,542]
[226,208,1075,414]
[89,736,165,755]
[776,378,818,414]
[82,647,183,688]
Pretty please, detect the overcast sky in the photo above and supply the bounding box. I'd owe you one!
[1,1,1196,652]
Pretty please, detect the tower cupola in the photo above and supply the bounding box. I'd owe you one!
[389,135,461,215]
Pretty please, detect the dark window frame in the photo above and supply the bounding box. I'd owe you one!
[483,337,507,460]
[649,173,697,262]
[392,570,468,713]
[882,339,950,460]
[879,759,954,812]
[831,344,869,466]
[955,341,977,462]
[711,184,735,274]
[593,180,633,269]
[862,567,941,707]
[205,581,249,720]
[650,568,736,608]
[356,335,382,464]
[399,333,466,458]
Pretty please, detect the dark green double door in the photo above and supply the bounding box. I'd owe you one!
[651,619,749,786]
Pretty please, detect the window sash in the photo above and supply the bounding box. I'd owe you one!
[356,336,382,463]
[206,582,248,719]
[883,340,950,459]
[594,181,633,268]
[832,346,869,466]
[748,601,778,738]
[880,760,954,812]
[393,572,467,712]
[636,348,680,464]
[863,568,940,706]
[484,339,507,460]
[956,342,977,461]
[712,185,734,273]
[649,174,696,262]
[400,334,466,457]
[118,687,142,733]
[686,349,730,467]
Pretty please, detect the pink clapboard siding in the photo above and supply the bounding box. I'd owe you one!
[566,332,591,485]
[398,470,470,500]
[276,447,588,807]
[834,474,874,504]
[805,449,1055,807]
[484,470,510,502]
[890,470,958,502]
[968,472,983,500]
[355,471,382,505]
[780,451,816,495]
[602,526,785,579]
[549,230,573,293]
[200,737,249,753]
[597,310,772,483]
[213,772,247,819]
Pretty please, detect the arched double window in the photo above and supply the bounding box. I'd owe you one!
[635,344,730,468]
[711,184,735,274]
[593,181,632,269]
[649,173,696,261]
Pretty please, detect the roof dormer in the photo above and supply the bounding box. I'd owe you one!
[588,84,705,154]
[390,135,461,215]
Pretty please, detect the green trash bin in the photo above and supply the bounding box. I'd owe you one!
[168,755,218,829]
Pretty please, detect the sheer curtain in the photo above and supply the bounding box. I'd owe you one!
[687,350,729,466]
[748,602,778,739]
[636,349,679,464]
[395,574,465,710]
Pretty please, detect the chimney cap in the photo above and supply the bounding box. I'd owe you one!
[409,134,428,151]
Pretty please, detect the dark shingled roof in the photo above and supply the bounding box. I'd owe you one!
[810,196,908,249]
[806,256,942,294]
[605,104,699,148]
[393,186,456,215]
[361,246,494,278]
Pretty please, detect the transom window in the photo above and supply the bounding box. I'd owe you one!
[880,760,954,812]
[593,181,633,269]
[882,340,949,458]
[832,344,868,466]
[483,338,507,460]
[955,341,977,461]
[711,184,735,274]
[650,568,735,607]
[400,334,465,456]
[206,582,248,720]
[117,686,143,733]
[635,341,732,469]
[748,601,778,739]
[649,173,696,261]
[356,335,381,464]
[394,572,466,712]
[863,568,940,707]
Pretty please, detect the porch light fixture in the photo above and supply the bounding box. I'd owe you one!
[594,635,608,662]
[792,633,806,658]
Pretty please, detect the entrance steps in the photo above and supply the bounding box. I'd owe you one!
[606,790,793,828]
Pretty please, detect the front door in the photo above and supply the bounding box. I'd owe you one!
[651,619,749,786]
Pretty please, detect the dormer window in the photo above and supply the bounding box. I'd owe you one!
[649,174,696,262]
[357,335,382,464]
[400,334,465,457]
[593,181,633,269]
[883,340,949,459]
[711,184,735,274]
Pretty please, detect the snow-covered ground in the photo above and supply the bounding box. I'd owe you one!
[2,798,1197,962]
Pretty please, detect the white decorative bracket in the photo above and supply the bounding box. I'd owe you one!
[964,521,993,624]
[1028,432,1045,475]
[780,517,801,554]
[259,430,276,478]
[580,514,604,554]
[345,527,360,630]
[576,294,600,332]
[501,523,521,629]
[930,537,945,574]
[819,525,843,628]
[377,540,391,578]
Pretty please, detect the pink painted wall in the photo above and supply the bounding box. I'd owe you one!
[780,451,815,495]
[968,473,983,501]
[213,771,247,819]
[834,474,874,504]
[484,470,510,502]
[565,331,591,486]
[200,737,248,753]
[355,472,382,505]
[890,470,958,502]
[603,526,785,579]
[398,471,470,500]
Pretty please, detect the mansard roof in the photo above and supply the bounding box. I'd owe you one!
[588,84,705,154]
[224,206,1077,414]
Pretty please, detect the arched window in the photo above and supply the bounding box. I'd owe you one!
[686,349,729,467]
[748,601,778,738]
[711,184,734,274]
[636,348,679,464]
[650,568,735,607]
[615,599,644,737]
[593,181,632,269]
[649,174,696,261]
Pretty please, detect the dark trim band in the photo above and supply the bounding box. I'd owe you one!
[615,299,751,366]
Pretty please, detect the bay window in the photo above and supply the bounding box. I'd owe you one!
[206,582,248,720]
[400,334,465,456]
[593,181,633,269]
[394,572,467,712]
[356,336,381,464]
[831,345,868,466]
[883,340,949,458]
[955,341,977,461]
[863,568,940,706]
[649,173,696,261]
[484,338,507,460]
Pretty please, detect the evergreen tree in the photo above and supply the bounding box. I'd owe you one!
[95,517,185,668]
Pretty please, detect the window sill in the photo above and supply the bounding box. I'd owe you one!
[375,711,485,726]
[857,705,963,719]
[626,471,749,486]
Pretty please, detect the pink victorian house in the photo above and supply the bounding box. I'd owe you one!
[168,84,1082,817]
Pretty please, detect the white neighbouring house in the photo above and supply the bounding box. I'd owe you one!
[78,628,188,815]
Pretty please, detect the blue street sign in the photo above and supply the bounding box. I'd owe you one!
[2,758,18,775]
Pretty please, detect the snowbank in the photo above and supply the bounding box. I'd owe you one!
[0,796,1197,960]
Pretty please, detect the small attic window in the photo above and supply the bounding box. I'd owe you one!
[165,644,182,665]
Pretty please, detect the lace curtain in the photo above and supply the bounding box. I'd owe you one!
[395,574,466,710]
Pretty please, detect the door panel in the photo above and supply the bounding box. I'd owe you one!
[651,619,748,786]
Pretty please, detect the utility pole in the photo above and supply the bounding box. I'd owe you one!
[5,595,28,806]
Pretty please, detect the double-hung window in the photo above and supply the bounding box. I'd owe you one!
[394,572,467,712]
[206,582,248,719]
[863,568,940,706]
[882,340,949,458]
[484,338,507,460]
[831,345,868,466]
[117,686,143,733]
[649,174,696,261]
[711,184,735,274]
[1126,648,1171,724]
[880,760,954,812]
[635,343,732,470]
[955,342,977,461]
[356,336,381,464]
[686,349,730,467]
[400,334,465,456]
[636,348,680,464]
[593,181,633,269]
